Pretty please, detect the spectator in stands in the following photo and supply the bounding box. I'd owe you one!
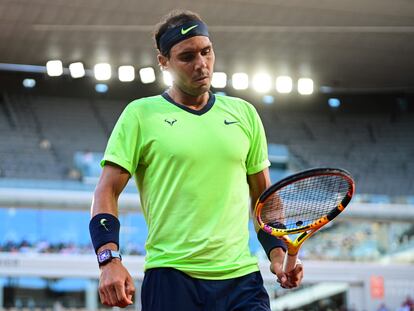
[396,304,410,311]
[0,239,143,255]
[376,303,390,311]
[39,138,51,150]
[81,149,94,177]
[90,9,303,310]
[18,239,32,253]
[67,168,81,180]
[401,296,414,311]
[1,241,19,252]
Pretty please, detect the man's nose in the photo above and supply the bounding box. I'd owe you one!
[194,54,207,69]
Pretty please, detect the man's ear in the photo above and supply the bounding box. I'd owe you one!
[157,53,169,71]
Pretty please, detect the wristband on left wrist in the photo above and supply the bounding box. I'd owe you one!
[257,229,287,260]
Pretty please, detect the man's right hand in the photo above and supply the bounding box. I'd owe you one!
[99,260,135,308]
[91,164,134,307]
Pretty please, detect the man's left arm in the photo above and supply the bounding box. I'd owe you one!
[247,168,304,288]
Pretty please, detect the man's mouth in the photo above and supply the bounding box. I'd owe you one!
[194,75,209,82]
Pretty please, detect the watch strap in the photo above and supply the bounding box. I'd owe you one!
[97,249,122,266]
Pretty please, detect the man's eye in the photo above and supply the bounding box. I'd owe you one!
[180,54,194,62]
[202,49,211,55]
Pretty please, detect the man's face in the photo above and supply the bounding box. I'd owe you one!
[160,36,215,97]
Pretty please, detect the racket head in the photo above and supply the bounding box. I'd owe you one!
[255,167,355,237]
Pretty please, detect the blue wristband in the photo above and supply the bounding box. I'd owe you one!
[257,229,287,260]
[89,213,120,254]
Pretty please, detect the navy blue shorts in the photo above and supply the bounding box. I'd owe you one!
[141,268,270,311]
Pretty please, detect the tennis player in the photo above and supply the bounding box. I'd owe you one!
[89,9,303,310]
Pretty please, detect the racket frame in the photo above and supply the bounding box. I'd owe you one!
[255,168,355,272]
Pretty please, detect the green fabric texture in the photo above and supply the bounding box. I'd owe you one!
[101,94,270,279]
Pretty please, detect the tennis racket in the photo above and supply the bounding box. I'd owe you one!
[254,167,355,273]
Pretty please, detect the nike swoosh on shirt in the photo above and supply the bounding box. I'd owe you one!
[181,25,198,35]
[224,120,239,125]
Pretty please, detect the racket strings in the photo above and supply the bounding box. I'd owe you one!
[261,175,351,230]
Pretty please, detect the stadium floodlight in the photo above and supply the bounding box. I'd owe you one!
[69,62,85,78]
[276,76,293,94]
[211,72,227,88]
[298,78,314,95]
[22,78,36,88]
[215,91,227,96]
[328,98,341,108]
[95,83,108,93]
[139,67,156,84]
[252,73,272,93]
[94,63,111,81]
[232,73,249,90]
[118,65,135,82]
[162,71,173,86]
[320,86,333,94]
[46,60,63,77]
[263,95,274,105]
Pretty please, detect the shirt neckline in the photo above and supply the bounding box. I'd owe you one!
[161,91,215,116]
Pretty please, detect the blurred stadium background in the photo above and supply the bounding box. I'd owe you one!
[0,1,414,310]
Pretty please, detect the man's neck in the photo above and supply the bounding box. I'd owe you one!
[168,87,210,111]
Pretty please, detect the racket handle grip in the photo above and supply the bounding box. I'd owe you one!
[283,253,298,273]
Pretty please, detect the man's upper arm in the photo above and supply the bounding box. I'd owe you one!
[91,162,131,217]
[248,168,271,204]
[100,102,142,177]
[100,162,131,194]
[247,168,271,232]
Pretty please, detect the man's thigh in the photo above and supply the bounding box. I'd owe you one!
[141,268,205,311]
[141,268,270,311]
[226,271,271,311]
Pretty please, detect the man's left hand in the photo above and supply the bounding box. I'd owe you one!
[269,248,304,289]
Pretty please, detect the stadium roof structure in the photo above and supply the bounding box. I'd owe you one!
[1,0,414,93]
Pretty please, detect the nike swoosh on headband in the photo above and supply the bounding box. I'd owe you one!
[181,25,199,35]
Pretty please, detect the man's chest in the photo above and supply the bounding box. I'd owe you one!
[139,109,251,165]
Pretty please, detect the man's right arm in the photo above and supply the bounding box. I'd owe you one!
[91,162,135,308]
[92,162,130,218]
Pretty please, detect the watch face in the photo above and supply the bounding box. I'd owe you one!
[98,250,111,263]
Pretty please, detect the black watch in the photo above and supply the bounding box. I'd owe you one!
[97,249,122,266]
